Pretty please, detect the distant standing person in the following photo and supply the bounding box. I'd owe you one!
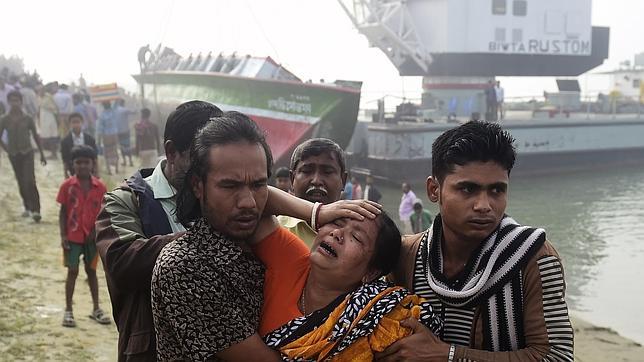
[57,145,110,328]
[97,101,119,175]
[39,83,60,159]
[60,113,97,178]
[0,90,47,222]
[351,175,362,200]
[73,93,95,137]
[343,175,353,200]
[114,98,134,167]
[363,175,382,203]
[495,80,505,120]
[53,83,74,137]
[398,182,416,234]
[134,108,160,169]
[484,80,497,122]
[409,199,432,233]
[273,166,291,192]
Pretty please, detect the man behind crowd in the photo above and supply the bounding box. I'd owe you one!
[134,108,160,169]
[0,90,47,222]
[363,174,382,203]
[273,166,291,192]
[277,138,347,246]
[95,101,222,361]
[114,98,134,167]
[151,111,280,361]
[380,121,574,361]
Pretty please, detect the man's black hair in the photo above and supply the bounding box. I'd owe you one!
[141,108,151,118]
[69,112,83,122]
[176,111,273,226]
[431,121,516,182]
[290,138,346,174]
[275,166,290,178]
[71,144,97,161]
[7,90,22,102]
[163,100,223,153]
[369,211,401,278]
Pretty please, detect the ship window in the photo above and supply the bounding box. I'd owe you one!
[495,28,506,42]
[633,79,641,89]
[513,0,527,16]
[492,0,507,15]
[512,28,523,43]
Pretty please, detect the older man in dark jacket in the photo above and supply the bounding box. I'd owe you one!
[95,101,222,361]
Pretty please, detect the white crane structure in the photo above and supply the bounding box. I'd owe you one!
[338,0,609,117]
[337,0,432,73]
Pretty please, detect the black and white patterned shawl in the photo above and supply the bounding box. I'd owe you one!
[265,279,443,360]
[424,214,545,351]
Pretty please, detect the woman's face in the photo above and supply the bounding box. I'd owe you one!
[310,217,380,290]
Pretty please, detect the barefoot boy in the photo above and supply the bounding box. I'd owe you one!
[57,145,110,327]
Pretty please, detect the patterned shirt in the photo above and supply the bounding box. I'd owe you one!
[152,218,265,361]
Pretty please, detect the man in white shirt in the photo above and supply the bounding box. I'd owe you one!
[495,81,505,120]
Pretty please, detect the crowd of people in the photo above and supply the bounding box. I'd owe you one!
[2,91,574,360]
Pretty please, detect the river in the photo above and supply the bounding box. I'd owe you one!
[375,166,644,344]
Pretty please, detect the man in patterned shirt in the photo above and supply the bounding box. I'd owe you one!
[151,111,280,361]
[379,121,574,361]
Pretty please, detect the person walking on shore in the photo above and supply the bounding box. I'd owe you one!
[97,101,119,175]
[38,83,60,160]
[114,99,134,167]
[398,182,416,234]
[57,145,110,328]
[0,90,47,222]
[409,199,432,233]
[134,108,160,169]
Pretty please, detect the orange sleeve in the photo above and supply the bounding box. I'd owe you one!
[253,227,310,336]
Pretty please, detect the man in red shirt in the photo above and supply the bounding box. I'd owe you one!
[57,145,110,327]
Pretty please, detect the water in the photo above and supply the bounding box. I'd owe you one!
[376,166,644,344]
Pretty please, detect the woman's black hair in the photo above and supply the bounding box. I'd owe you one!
[368,211,402,278]
[176,111,273,227]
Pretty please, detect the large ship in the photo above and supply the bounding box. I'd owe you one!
[338,0,644,181]
[134,45,362,165]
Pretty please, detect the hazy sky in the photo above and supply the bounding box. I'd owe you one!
[2,0,642,106]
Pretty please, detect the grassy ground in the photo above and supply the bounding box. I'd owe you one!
[0,155,136,361]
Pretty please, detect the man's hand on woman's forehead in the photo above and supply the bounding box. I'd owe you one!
[317,200,382,227]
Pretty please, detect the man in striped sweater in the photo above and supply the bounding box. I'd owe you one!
[379,121,574,361]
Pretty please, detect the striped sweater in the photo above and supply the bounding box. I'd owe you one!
[392,233,574,361]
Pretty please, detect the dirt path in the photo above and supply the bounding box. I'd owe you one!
[0,156,137,361]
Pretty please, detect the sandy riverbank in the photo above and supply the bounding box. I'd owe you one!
[0,156,642,361]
